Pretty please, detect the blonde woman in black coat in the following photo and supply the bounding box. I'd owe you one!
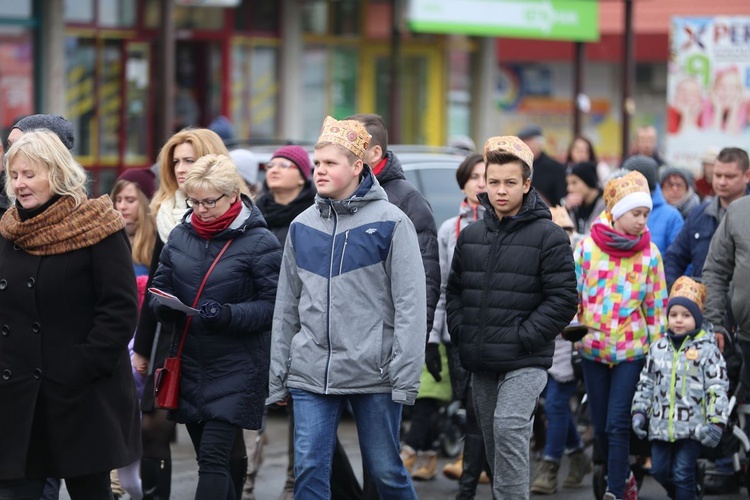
[150,154,281,500]
[0,130,140,499]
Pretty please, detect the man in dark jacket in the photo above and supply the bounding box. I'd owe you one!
[517,125,567,206]
[346,114,441,346]
[665,147,750,289]
[446,136,577,500]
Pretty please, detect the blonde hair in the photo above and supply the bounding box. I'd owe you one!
[184,154,249,201]
[4,129,88,205]
[111,179,157,267]
[151,128,230,213]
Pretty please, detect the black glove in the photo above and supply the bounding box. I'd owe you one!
[199,300,232,331]
[154,304,183,324]
[425,342,442,382]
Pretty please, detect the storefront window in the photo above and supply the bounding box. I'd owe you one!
[0,27,34,137]
[331,0,359,36]
[64,0,95,24]
[99,0,136,27]
[0,2,32,18]
[447,44,472,139]
[302,0,327,35]
[234,0,279,34]
[125,44,150,163]
[65,37,96,159]
[98,42,123,162]
[174,5,225,30]
[232,42,278,139]
[302,46,328,142]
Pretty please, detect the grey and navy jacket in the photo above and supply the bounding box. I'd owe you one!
[268,168,427,405]
[632,329,728,443]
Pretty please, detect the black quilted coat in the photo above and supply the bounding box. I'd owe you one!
[446,189,577,373]
[150,196,281,430]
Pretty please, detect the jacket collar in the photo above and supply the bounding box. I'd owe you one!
[314,166,387,218]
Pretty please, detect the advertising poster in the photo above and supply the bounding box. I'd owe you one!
[667,16,750,172]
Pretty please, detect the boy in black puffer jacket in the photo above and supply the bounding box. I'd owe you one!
[446,136,578,500]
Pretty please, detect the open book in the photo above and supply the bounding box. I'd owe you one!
[148,288,199,316]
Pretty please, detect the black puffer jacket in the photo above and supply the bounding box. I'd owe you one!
[445,189,577,373]
[150,196,281,430]
[377,151,440,337]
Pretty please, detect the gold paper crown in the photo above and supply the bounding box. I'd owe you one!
[317,116,371,161]
[603,170,650,211]
[483,136,534,171]
[669,276,707,311]
[549,206,574,230]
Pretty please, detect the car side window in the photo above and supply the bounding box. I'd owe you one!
[404,166,465,225]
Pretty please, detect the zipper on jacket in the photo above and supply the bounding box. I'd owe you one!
[324,208,338,394]
[339,230,349,276]
[668,339,688,442]
[476,231,505,359]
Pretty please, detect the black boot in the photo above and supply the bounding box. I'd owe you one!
[456,435,486,500]
[230,457,248,500]
[141,457,172,500]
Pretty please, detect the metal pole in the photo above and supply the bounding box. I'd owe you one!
[573,42,586,137]
[157,0,175,151]
[389,0,402,144]
[621,0,635,159]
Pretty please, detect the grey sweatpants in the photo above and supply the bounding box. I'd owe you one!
[472,367,547,500]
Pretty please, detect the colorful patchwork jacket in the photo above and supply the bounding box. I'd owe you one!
[632,330,729,442]
[574,216,668,364]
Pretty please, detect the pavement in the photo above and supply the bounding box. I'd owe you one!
[59,410,748,499]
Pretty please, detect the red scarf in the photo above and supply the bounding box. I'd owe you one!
[372,156,388,176]
[590,220,651,258]
[191,200,242,240]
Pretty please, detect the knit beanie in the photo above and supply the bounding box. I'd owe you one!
[208,116,234,143]
[570,162,599,189]
[621,155,658,192]
[117,168,156,200]
[603,170,652,220]
[272,145,312,180]
[12,114,75,150]
[659,166,695,190]
[668,276,706,330]
[230,149,259,186]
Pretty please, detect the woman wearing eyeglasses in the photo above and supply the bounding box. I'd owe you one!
[256,145,315,248]
[131,128,253,499]
[149,154,281,500]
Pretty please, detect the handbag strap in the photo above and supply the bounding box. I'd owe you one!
[174,238,234,357]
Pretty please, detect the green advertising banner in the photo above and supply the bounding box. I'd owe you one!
[407,0,599,42]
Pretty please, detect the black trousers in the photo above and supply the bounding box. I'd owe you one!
[0,472,112,500]
[186,420,240,500]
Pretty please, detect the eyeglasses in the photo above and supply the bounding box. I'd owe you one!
[266,160,295,170]
[186,194,226,209]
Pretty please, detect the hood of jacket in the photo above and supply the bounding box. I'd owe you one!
[478,187,551,233]
[314,166,388,218]
[375,150,406,186]
[652,184,667,208]
[184,194,268,238]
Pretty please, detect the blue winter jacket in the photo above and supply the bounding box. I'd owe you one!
[151,196,282,430]
[664,197,721,289]
[648,185,684,257]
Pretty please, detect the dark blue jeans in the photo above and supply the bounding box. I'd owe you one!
[290,388,416,500]
[651,439,702,500]
[543,376,582,462]
[582,358,644,498]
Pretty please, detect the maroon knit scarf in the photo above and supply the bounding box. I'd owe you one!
[191,200,242,240]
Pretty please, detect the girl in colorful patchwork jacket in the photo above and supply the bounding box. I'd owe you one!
[574,170,668,500]
[632,276,728,500]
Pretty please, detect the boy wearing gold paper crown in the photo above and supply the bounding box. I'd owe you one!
[268,116,426,499]
[575,169,668,500]
[446,136,578,500]
[631,276,728,500]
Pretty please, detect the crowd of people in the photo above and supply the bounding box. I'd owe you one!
[0,112,746,500]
